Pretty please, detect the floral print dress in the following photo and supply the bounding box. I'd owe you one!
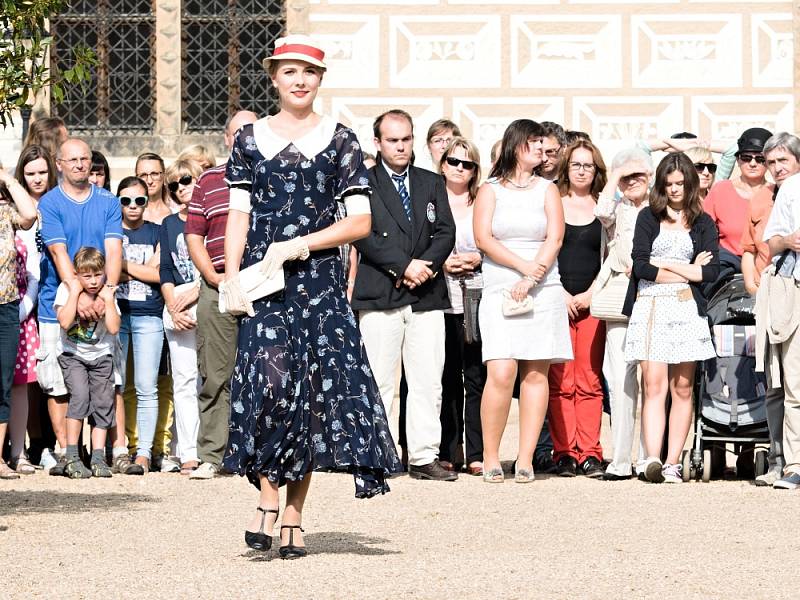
[222,118,401,498]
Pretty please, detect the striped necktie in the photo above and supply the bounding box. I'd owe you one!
[391,173,412,221]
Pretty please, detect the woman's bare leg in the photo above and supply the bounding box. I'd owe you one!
[641,360,669,458]
[666,361,696,464]
[480,359,517,470]
[281,473,313,548]
[517,360,551,470]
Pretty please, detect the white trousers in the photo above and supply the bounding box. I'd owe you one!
[359,306,445,466]
[604,321,645,476]
[164,325,200,463]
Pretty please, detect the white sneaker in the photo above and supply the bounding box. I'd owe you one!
[160,456,181,473]
[662,463,683,484]
[189,462,218,480]
[754,470,780,487]
[39,449,57,472]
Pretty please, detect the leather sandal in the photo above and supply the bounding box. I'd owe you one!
[279,525,307,559]
[0,460,20,480]
[245,507,279,551]
[11,456,36,475]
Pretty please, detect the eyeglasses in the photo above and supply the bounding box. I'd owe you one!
[167,174,194,193]
[694,163,718,174]
[544,148,561,158]
[57,156,91,166]
[738,154,766,165]
[137,171,163,181]
[620,172,647,183]
[430,137,452,147]
[444,156,476,170]
[120,195,148,207]
[568,162,595,172]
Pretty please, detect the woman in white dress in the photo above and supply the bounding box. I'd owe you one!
[623,153,719,484]
[474,119,572,483]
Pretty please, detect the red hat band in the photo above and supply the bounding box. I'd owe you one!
[273,43,325,62]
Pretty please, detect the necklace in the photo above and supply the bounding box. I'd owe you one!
[507,176,534,189]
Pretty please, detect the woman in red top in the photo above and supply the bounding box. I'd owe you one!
[703,128,771,258]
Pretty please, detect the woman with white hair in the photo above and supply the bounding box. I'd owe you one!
[594,146,653,480]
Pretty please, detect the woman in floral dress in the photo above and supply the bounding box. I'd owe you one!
[221,35,400,559]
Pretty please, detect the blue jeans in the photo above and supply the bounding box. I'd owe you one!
[119,313,163,459]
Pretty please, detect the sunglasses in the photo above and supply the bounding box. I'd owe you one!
[120,195,148,207]
[620,172,646,183]
[445,156,477,170]
[738,153,766,165]
[694,163,718,174]
[167,174,194,193]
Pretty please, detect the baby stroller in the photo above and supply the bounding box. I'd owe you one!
[682,274,770,482]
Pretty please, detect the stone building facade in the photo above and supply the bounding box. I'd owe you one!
[0,0,797,174]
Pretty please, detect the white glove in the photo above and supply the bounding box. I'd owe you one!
[221,275,254,317]
[258,237,310,278]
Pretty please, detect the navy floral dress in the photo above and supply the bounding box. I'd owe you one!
[223,118,401,498]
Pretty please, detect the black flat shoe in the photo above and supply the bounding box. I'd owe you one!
[279,525,307,559]
[556,455,578,477]
[602,471,632,481]
[245,506,279,551]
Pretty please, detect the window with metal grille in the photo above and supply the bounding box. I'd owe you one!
[50,0,156,133]
[182,0,285,132]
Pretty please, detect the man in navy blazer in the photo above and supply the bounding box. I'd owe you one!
[352,109,457,481]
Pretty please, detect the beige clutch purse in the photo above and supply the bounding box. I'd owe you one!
[502,289,534,317]
[218,264,285,313]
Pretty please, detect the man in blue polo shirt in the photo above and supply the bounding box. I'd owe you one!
[37,138,123,475]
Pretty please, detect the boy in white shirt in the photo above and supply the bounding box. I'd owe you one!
[55,247,120,478]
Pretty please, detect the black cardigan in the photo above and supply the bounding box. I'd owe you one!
[622,207,720,317]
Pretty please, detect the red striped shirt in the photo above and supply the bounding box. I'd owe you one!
[185,165,230,272]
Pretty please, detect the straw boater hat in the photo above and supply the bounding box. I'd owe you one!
[262,34,327,71]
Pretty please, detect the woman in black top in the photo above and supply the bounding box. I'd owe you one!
[547,140,608,478]
[623,153,719,484]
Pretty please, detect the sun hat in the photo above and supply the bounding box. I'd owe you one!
[736,127,773,155]
[262,34,327,71]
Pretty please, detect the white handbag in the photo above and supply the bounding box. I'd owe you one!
[218,264,285,313]
[589,240,630,322]
[502,289,534,317]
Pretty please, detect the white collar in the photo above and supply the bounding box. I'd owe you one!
[252,115,337,160]
[382,160,409,181]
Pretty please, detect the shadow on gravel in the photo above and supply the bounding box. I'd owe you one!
[243,532,401,561]
[0,490,157,518]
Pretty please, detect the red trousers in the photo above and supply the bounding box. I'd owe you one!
[547,309,606,463]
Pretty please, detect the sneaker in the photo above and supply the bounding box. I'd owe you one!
[408,460,459,481]
[580,457,604,479]
[773,472,800,490]
[112,453,145,475]
[643,457,664,483]
[91,461,113,478]
[754,470,781,487]
[555,455,578,477]
[534,453,557,474]
[159,456,181,473]
[49,453,68,477]
[662,463,683,484]
[189,462,219,480]
[64,458,92,479]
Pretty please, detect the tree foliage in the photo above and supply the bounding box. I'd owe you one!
[0,0,97,127]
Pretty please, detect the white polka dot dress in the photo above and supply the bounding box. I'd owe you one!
[624,229,715,364]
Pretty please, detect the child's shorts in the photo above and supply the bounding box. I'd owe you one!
[58,353,116,429]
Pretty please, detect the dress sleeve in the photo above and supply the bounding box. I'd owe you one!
[225,126,255,190]
[334,128,371,209]
[225,126,255,213]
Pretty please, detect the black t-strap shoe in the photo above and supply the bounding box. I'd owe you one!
[279,525,307,559]
[245,507,279,551]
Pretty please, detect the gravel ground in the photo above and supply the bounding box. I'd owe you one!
[2,407,798,600]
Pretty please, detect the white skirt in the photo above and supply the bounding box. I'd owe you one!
[624,285,715,364]
[479,282,573,363]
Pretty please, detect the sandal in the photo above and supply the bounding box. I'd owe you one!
[11,456,36,475]
[245,506,279,551]
[279,525,307,559]
[0,460,20,480]
[180,461,199,475]
[482,466,504,483]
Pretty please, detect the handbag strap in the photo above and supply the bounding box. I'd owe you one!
[776,249,792,272]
